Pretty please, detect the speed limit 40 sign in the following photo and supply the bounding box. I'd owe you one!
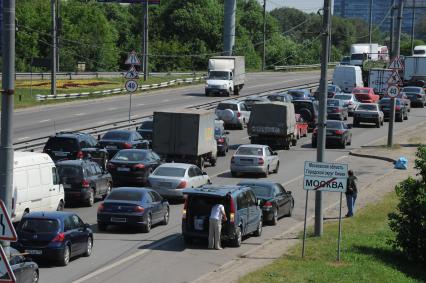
[125,80,138,93]
[387,85,399,98]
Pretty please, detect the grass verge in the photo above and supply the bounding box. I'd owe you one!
[239,192,426,283]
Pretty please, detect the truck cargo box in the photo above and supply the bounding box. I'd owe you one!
[248,102,296,136]
[404,56,426,82]
[153,109,216,157]
[209,56,245,86]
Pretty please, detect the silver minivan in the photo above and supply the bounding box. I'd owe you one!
[215,100,250,129]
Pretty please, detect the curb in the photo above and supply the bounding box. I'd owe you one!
[349,150,396,163]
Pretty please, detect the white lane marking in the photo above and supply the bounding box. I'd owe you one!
[59,129,71,132]
[74,113,85,116]
[73,235,180,283]
[17,137,30,141]
[131,115,139,118]
[162,99,170,102]
[108,107,117,111]
[39,119,51,123]
[99,121,109,124]
[242,136,250,140]
[246,76,318,90]
[137,103,145,106]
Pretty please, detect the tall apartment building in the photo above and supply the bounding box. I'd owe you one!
[334,0,426,35]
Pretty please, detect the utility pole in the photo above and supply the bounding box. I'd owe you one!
[51,0,57,96]
[369,0,373,44]
[223,0,236,55]
[142,1,148,81]
[56,0,60,72]
[388,0,404,148]
[389,0,396,58]
[315,0,331,237]
[262,0,266,71]
[0,0,16,256]
[410,0,416,55]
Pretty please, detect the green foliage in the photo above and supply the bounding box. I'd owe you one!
[388,146,426,264]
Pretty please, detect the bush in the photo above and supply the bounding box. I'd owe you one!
[388,146,426,263]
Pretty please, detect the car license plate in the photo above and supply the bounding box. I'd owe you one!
[106,145,117,149]
[326,131,334,136]
[53,151,68,157]
[63,184,71,189]
[158,182,171,188]
[25,249,42,255]
[117,167,130,172]
[111,217,126,223]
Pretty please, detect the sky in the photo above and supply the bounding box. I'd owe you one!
[266,0,332,13]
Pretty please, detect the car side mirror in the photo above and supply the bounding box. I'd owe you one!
[97,134,101,141]
[287,190,292,194]
[273,152,278,156]
[202,171,208,175]
[84,223,90,230]
[257,199,261,206]
[225,131,230,135]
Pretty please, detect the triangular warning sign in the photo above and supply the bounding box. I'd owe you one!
[0,246,16,283]
[125,65,139,79]
[387,70,402,85]
[389,56,404,70]
[0,200,17,241]
[125,51,141,65]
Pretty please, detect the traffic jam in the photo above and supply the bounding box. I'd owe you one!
[2,53,425,282]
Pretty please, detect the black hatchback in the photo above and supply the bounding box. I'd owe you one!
[12,211,93,266]
[99,130,149,158]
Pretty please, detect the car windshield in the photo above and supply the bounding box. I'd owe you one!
[20,218,59,234]
[328,86,337,92]
[154,167,186,177]
[403,87,421,93]
[209,71,230,80]
[217,103,238,111]
[334,94,352,100]
[351,53,364,60]
[236,147,263,156]
[327,100,340,107]
[357,104,377,111]
[102,132,130,141]
[107,190,143,201]
[354,89,370,94]
[45,137,78,151]
[414,49,426,55]
[140,121,153,130]
[113,150,148,162]
[326,121,344,129]
[57,165,83,178]
[250,185,273,198]
[288,90,305,98]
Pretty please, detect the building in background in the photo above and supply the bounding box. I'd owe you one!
[334,0,426,35]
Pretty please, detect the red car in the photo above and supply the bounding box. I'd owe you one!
[352,87,379,103]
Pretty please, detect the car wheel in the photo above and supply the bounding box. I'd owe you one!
[143,214,152,233]
[231,226,242,247]
[210,157,217,167]
[376,120,380,128]
[287,200,294,217]
[59,245,71,266]
[273,162,280,174]
[56,200,64,211]
[312,140,317,148]
[381,118,384,125]
[291,138,297,146]
[83,236,93,257]
[31,270,39,283]
[353,119,358,127]
[183,235,193,245]
[103,183,112,199]
[86,189,95,207]
[231,171,238,177]
[162,207,170,225]
[271,209,278,226]
[253,219,262,237]
[97,222,107,231]
[263,166,269,177]
[344,114,348,121]
[340,141,346,149]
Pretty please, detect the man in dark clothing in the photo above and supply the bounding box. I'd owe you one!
[345,170,358,217]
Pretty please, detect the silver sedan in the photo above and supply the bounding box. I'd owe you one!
[148,163,211,199]
[230,144,280,177]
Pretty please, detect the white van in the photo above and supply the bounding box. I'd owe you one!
[12,151,65,223]
[332,65,364,93]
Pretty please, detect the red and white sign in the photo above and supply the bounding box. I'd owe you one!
[387,85,399,98]
[387,70,402,85]
[125,51,141,66]
[389,56,404,70]
[0,201,16,242]
[0,246,15,283]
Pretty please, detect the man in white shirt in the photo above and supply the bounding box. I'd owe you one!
[208,203,227,250]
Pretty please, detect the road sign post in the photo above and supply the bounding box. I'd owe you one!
[124,51,141,126]
[302,161,348,260]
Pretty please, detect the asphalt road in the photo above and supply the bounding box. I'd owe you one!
[7,70,422,283]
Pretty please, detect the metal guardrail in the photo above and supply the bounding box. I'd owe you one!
[35,77,205,101]
[14,80,324,152]
[274,62,339,71]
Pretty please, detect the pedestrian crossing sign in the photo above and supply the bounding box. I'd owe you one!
[125,51,141,65]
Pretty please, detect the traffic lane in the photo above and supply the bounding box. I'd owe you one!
[79,155,394,283]
[12,71,324,139]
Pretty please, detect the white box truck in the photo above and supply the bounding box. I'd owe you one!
[350,43,379,66]
[11,151,65,222]
[404,56,426,84]
[369,68,394,95]
[205,56,245,96]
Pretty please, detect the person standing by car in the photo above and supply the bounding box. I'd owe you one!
[345,170,358,217]
[208,204,227,250]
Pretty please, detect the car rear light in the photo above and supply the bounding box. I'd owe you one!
[123,142,132,149]
[52,232,65,242]
[334,108,342,113]
[231,156,235,164]
[258,158,264,165]
[98,203,104,212]
[334,130,345,135]
[217,138,224,143]
[395,105,401,110]
[229,197,235,224]
[82,179,90,188]
[237,112,241,118]
[134,205,145,213]
[177,180,187,189]
[264,201,273,208]
[76,151,84,159]
[133,163,145,169]
[182,198,188,219]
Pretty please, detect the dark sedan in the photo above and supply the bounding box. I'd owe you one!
[12,212,93,266]
[401,86,426,107]
[215,125,230,156]
[379,98,408,122]
[97,187,169,233]
[0,248,39,283]
[99,130,149,158]
[312,120,352,149]
[314,84,342,99]
[327,99,348,121]
[106,149,162,186]
[238,180,294,225]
